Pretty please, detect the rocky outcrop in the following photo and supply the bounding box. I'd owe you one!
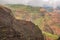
[0,5,44,40]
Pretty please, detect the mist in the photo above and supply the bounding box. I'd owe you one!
[0,0,60,7]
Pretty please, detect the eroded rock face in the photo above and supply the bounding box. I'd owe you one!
[0,5,44,40]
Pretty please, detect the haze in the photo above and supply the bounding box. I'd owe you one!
[0,0,60,7]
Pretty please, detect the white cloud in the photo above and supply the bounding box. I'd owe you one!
[0,0,60,7]
[0,0,31,4]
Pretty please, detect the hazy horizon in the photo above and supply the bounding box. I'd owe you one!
[0,0,60,8]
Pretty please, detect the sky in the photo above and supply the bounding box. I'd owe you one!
[0,0,60,7]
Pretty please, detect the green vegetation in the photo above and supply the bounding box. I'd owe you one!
[33,17,44,29]
[7,4,40,13]
[43,31,58,40]
[7,4,59,40]
[33,15,59,40]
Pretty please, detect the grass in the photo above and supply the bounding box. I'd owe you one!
[43,31,59,40]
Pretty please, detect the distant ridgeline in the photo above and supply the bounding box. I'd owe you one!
[6,4,40,13]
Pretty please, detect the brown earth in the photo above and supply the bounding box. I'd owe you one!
[0,5,44,40]
[40,8,60,35]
